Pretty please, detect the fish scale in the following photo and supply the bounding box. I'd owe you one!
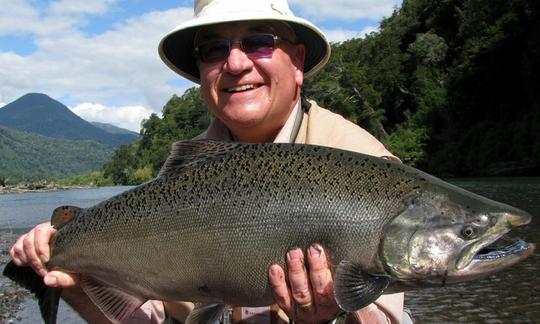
[3,140,534,324]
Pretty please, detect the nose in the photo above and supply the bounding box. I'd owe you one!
[223,44,254,75]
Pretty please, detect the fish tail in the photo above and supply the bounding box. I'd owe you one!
[3,261,62,324]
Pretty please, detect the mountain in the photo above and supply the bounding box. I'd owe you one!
[91,122,139,136]
[0,93,138,147]
[0,125,113,182]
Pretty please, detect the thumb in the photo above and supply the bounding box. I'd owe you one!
[44,271,78,288]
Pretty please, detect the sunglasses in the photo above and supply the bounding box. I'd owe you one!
[194,33,291,63]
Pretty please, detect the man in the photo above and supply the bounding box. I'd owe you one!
[10,0,405,323]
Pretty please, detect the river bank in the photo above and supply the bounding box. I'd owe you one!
[0,183,93,195]
[0,231,30,323]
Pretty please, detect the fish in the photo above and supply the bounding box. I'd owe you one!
[3,140,535,324]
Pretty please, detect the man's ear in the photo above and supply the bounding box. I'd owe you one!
[293,44,306,86]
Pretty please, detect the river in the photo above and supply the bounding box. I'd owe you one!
[0,186,133,230]
[0,179,538,323]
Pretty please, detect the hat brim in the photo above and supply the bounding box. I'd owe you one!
[159,16,330,84]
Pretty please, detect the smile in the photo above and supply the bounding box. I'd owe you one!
[225,84,259,93]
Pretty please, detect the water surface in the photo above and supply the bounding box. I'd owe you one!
[0,186,132,230]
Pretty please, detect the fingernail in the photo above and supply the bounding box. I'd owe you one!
[309,244,323,258]
[38,269,47,277]
[39,254,49,264]
[287,248,303,261]
[44,276,57,287]
[269,265,280,276]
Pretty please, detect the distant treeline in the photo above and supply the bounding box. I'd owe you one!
[0,126,113,184]
[103,0,540,185]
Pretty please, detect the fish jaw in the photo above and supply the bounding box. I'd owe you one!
[452,211,534,281]
[453,239,535,282]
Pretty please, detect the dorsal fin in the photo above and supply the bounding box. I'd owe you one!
[158,140,239,177]
[51,206,81,230]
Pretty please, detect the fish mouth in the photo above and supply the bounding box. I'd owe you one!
[455,211,535,278]
[458,236,535,281]
[473,238,533,261]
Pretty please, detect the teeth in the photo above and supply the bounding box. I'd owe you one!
[226,84,256,92]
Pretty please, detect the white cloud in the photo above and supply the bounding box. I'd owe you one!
[70,102,154,132]
[290,0,400,20]
[0,0,39,36]
[49,0,117,16]
[0,0,81,37]
[0,2,194,132]
[323,25,379,43]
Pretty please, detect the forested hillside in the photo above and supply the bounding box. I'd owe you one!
[304,0,539,176]
[104,0,540,184]
[0,126,113,183]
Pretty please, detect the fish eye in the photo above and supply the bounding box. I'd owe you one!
[461,226,477,239]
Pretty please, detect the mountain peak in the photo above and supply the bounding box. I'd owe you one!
[0,93,138,147]
[9,93,62,106]
[19,92,53,100]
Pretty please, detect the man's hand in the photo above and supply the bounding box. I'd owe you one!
[9,222,77,287]
[269,244,342,323]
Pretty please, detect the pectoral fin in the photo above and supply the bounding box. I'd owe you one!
[186,303,226,324]
[80,275,147,323]
[333,260,391,312]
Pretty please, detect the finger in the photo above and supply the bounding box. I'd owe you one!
[22,229,47,275]
[44,271,78,288]
[307,244,338,313]
[10,235,28,266]
[286,248,314,315]
[34,223,56,264]
[269,264,292,314]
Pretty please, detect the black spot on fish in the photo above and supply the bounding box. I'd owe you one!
[441,270,448,287]
[198,284,212,295]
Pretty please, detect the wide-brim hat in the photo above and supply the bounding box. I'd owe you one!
[159,0,331,84]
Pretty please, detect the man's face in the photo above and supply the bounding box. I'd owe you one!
[196,21,305,142]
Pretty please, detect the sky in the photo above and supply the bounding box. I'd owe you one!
[0,0,402,132]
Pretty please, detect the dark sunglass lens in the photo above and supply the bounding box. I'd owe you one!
[199,39,230,62]
[243,34,275,57]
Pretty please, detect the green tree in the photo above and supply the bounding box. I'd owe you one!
[103,144,139,185]
[103,87,212,185]
[303,0,539,174]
